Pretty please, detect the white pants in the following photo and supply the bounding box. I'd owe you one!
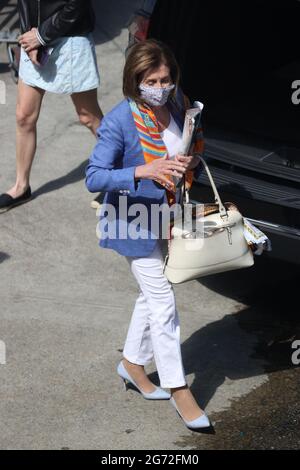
[124,242,186,388]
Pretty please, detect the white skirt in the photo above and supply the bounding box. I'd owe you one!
[19,34,100,94]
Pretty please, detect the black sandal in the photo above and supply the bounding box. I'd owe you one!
[0,187,32,213]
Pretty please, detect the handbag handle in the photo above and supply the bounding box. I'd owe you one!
[181,156,228,218]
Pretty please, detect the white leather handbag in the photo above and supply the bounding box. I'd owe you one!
[163,157,254,284]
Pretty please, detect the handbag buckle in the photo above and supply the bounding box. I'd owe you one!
[227,227,233,245]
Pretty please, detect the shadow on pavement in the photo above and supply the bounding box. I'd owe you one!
[0,252,10,263]
[32,160,88,199]
[0,0,19,31]
[148,257,300,412]
[181,258,299,409]
[175,259,300,449]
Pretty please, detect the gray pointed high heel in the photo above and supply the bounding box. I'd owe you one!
[170,397,211,430]
[117,361,171,400]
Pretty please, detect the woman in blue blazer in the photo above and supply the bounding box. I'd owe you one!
[86,40,210,430]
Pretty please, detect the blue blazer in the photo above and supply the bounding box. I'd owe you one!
[85,98,203,257]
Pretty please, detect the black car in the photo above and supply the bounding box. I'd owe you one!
[129,0,300,264]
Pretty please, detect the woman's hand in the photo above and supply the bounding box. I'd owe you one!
[135,155,186,189]
[174,154,201,171]
[19,28,41,53]
[27,49,40,66]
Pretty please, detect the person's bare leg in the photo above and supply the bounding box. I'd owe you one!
[71,88,103,208]
[6,79,45,198]
[122,359,156,394]
[171,386,205,421]
[71,88,103,137]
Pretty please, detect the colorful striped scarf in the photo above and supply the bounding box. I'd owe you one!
[129,96,204,206]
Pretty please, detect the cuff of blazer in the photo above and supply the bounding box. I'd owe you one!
[121,166,137,193]
[85,165,138,194]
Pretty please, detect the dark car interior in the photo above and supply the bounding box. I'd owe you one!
[149,0,300,147]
